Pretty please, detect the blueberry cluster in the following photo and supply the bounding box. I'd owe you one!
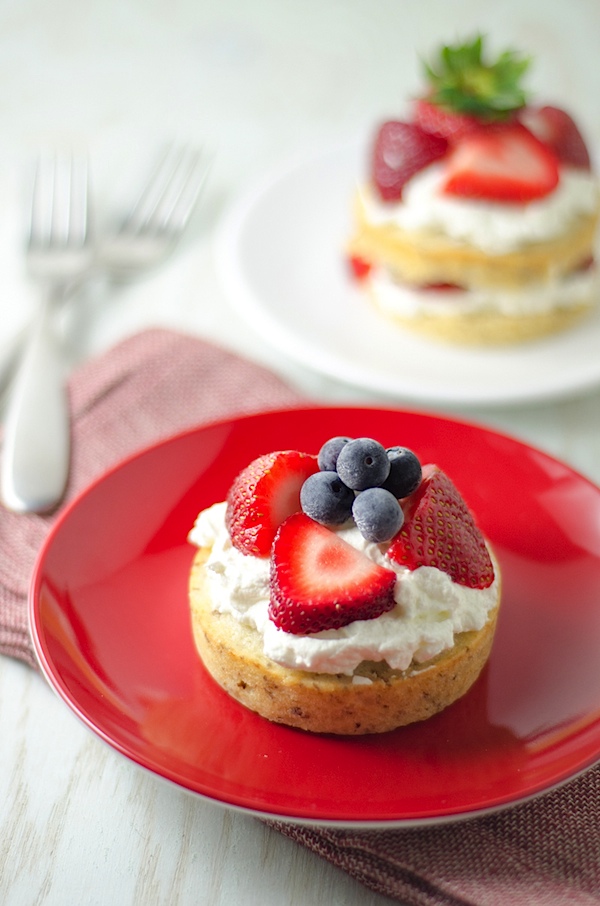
[300,436,422,543]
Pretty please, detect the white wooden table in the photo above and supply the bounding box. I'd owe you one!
[1,2,600,904]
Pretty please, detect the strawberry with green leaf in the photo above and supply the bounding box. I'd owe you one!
[415,34,531,139]
[370,34,592,205]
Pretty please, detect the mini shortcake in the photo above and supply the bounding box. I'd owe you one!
[188,436,501,735]
[347,35,600,344]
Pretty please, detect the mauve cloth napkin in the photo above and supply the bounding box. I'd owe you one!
[1,327,599,906]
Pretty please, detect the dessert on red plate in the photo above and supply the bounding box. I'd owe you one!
[188,435,501,734]
[347,35,600,345]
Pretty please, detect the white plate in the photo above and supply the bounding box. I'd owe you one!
[215,139,600,407]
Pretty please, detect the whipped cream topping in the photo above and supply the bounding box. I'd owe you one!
[189,501,498,676]
[361,163,599,254]
[370,264,600,318]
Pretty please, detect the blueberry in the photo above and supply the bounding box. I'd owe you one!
[381,447,422,498]
[317,436,352,472]
[336,437,390,491]
[352,487,404,543]
[300,471,355,525]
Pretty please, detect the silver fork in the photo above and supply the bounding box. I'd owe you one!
[1,152,92,514]
[1,144,209,514]
[99,144,209,276]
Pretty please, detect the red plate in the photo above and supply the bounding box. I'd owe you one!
[29,406,600,827]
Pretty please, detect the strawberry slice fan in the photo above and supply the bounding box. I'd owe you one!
[226,445,495,640]
[370,35,592,205]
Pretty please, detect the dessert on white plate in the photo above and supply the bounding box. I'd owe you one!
[188,435,500,735]
[347,35,600,344]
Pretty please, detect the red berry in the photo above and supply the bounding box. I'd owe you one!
[386,465,494,589]
[269,513,397,634]
[519,105,591,170]
[226,451,318,557]
[442,122,560,202]
[372,120,448,201]
[420,282,462,292]
[348,255,372,281]
[413,98,484,142]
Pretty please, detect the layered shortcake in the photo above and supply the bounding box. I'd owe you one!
[347,35,600,344]
[188,436,501,735]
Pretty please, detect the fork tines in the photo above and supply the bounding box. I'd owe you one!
[121,144,208,237]
[28,151,90,253]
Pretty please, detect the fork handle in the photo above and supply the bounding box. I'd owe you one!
[1,292,70,513]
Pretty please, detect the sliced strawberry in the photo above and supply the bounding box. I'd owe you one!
[269,513,397,634]
[348,255,372,281]
[414,98,485,142]
[226,451,318,556]
[442,122,559,202]
[419,282,462,292]
[576,256,595,273]
[519,105,591,170]
[387,465,494,589]
[372,120,448,201]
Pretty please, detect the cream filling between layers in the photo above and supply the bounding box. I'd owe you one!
[369,265,600,318]
[189,502,498,677]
